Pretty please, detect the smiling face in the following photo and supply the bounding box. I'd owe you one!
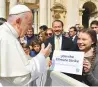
[52,21,63,36]
[26,27,34,37]
[77,32,94,52]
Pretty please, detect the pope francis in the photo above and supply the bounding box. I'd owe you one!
[0,4,51,86]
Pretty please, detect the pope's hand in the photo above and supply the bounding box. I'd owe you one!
[40,43,52,57]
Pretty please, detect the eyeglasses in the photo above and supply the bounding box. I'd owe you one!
[46,33,53,36]
[91,27,98,29]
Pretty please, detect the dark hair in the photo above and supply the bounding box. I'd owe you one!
[39,25,48,31]
[31,39,41,47]
[70,26,77,32]
[90,20,98,26]
[52,20,64,27]
[21,43,30,49]
[0,18,7,25]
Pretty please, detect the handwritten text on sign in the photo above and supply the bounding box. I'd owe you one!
[51,50,84,75]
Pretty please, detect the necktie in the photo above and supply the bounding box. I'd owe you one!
[70,37,73,41]
[55,36,60,50]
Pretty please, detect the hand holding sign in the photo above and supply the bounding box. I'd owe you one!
[50,50,84,75]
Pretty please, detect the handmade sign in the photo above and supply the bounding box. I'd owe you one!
[50,50,84,75]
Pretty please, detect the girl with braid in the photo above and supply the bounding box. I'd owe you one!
[77,29,98,86]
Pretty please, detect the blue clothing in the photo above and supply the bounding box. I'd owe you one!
[26,35,37,45]
[30,51,39,57]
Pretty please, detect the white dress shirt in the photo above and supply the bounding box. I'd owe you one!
[72,35,76,41]
[97,34,98,40]
[54,35,62,50]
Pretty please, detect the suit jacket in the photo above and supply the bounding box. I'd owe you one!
[73,35,78,44]
[44,35,77,60]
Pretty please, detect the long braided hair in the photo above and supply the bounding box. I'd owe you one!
[79,29,97,71]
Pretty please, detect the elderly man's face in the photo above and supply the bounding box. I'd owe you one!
[20,12,33,37]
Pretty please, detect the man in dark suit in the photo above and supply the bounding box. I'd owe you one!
[69,26,78,44]
[45,20,76,60]
[45,20,81,81]
[69,26,79,53]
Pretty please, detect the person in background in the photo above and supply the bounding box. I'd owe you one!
[39,25,48,32]
[21,43,31,59]
[45,20,76,60]
[75,24,80,31]
[90,20,98,40]
[63,32,70,38]
[46,28,54,39]
[75,24,84,35]
[19,35,27,44]
[69,26,78,44]
[0,4,51,86]
[30,39,41,57]
[77,29,98,86]
[90,20,98,54]
[26,27,37,46]
[0,18,7,25]
[38,31,47,43]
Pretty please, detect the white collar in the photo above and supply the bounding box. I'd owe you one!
[55,34,62,38]
[72,35,76,40]
[97,34,98,40]
[5,22,19,38]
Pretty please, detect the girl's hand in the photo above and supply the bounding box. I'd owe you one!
[83,59,91,73]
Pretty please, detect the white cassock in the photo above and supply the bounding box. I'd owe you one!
[0,22,46,86]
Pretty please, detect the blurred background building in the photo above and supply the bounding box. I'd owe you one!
[0,0,98,33]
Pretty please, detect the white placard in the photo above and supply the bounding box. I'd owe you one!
[50,50,84,75]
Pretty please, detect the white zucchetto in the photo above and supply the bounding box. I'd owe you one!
[9,4,31,15]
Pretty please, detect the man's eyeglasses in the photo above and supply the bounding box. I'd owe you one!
[46,33,53,36]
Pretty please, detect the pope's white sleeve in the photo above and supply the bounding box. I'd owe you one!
[26,53,47,80]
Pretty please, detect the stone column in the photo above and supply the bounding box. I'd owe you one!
[0,0,6,18]
[72,0,79,25]
[47,0,51,27]
[79,8,84,25]
[51,0,54,26]
[9,0,17,11]
[39,0,47,26]
[66,0,79,31]
[34,10,38,34]
[37,9,40,33]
